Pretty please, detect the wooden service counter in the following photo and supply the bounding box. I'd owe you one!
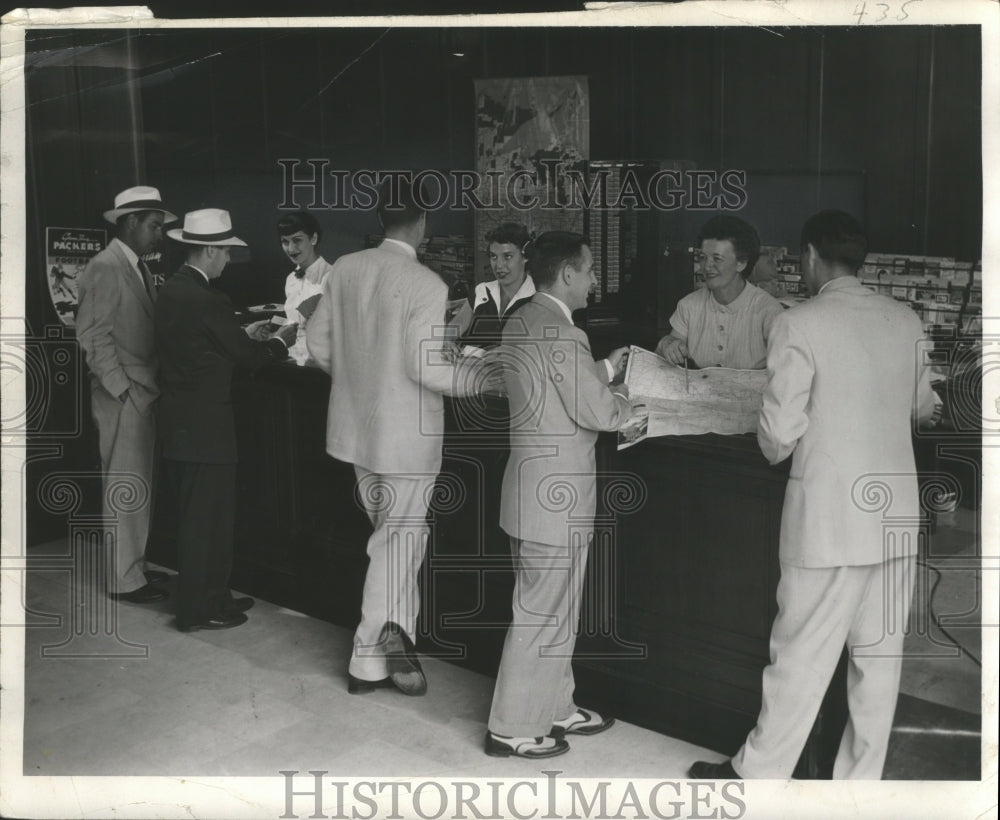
[148,359,847,778]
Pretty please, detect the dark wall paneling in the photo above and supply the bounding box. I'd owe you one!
[24,29,148,544]
[822,28,931,254]
[630,29,720,165]
[721,28,817,173]
[926,26,982,261]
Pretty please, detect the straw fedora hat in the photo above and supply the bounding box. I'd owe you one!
[103,185,177,224]
[167,208,248,246]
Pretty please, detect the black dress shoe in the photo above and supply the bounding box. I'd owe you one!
[688,759,740,779]
[379,621,427,696]
[484,732,569,759]
[109,583,169,604]
[347,674,396,695]
[144,570,171,585]
[227,596,254,613]
[177,612,248,632]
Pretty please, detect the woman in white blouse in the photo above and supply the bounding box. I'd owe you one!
[448,222,535,350]
[278,211,333,365]
[655,215,783,370]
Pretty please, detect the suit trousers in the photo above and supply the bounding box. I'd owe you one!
[90,385,155,594]
[732,556,916,779]
[349,466,435,681]
[161,459,237,628]
[488,536,590,737]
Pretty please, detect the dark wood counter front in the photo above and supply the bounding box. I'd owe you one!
[148,361,846,778]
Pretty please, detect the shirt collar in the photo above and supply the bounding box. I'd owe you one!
[818,275,855,295]
[382,237,417,259]
[478,275,536,314]
[297,256,330,280]
[708,280,755,313]
[187,264,210,283]
[112,237,139,268]
[537,291,574,323]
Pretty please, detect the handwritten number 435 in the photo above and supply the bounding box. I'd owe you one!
[855,0,919,24]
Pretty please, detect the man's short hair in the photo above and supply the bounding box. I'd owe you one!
[377,177,426,232]
[277,211,322,242]
[525,231,589,289]
[696,215,761,279]
[800,210,868,273]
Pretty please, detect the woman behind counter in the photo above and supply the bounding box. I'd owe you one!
[655,215,783,370]
[279,211,333,365]
[449,222,536,349]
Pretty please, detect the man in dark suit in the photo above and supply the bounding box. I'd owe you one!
[76,185,177,604]
[155,208,296,632]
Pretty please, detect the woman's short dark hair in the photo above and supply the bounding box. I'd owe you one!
[277,211,322,243]
[525,231,589,288]
[485,222,531,252]
[800,210,868,272]
[696,215,760,279]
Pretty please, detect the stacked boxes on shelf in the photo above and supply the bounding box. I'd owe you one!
[858,254,978,333]
[692,247,982,334]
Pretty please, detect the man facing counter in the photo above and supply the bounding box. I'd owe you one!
[305,179,494,697]
[689,210,939,780]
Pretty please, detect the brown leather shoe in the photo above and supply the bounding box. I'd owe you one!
[109,583,168,604]
[379,621,427,696]
[347,674,395,695]
[688,759,740,779]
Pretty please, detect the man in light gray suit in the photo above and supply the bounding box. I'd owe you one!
[689,210,939,780]
[76,186,177,603]
[485,231,632,759]
[306,179,490,696]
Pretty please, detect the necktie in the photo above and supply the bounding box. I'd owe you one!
[138,260,154,298]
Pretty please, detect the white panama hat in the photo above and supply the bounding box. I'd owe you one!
[103,185,178,224]
[166,208,248,246]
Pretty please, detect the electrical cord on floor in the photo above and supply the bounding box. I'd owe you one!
[916,557,982,668]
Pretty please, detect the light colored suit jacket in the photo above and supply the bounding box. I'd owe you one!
[499,294,632,547]
[306,240,479,475]
[76,240,159,414]
[757,276,938,568]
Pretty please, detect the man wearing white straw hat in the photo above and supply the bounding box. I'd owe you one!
[155,208,296,631]
[76,185,177,604]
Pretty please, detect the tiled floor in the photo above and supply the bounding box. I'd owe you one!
[14,508,982,780]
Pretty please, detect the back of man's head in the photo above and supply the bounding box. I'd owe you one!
[525,231,589,289]
[377,177,426,233]
[800,210,868,273]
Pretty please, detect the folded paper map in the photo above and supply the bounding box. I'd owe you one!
[619,346,769,449]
